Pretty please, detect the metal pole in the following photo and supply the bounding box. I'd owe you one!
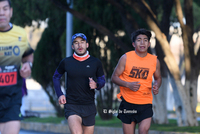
[66,0,73,57]
[65,0,73,91]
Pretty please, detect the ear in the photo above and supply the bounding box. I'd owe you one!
[132,42,135,47]
[86,43,89,48]
[10,7,13,18]
[148,42,150,47]
[71,45,74,50]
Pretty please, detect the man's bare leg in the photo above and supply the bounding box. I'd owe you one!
[138,117,152,134]
[68,115,83,134]
[122,121,136,134]
[0,121,20,134]
[82,125,94,134]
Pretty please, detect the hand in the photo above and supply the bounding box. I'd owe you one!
[89,77,97,90]
[20,62,31,78]
[127,81,140,92]
[152,82,159,95]
[58,95,66,104]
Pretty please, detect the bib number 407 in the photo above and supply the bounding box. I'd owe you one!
[0,72,17,86]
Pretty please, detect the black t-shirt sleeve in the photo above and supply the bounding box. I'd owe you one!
[52,58,66,98]
[96,59,104,77]
[56,58,66,75]
[95,59,105,90]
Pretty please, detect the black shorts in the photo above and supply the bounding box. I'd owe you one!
[117,97,153,124]
[64,103,96,126]
[0,104,23,122]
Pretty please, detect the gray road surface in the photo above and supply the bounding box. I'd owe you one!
[19,129,66,134]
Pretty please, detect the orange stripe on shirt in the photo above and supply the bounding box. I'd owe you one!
[73,53,90,61]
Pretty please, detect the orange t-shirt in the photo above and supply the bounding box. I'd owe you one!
[117,51,157,104]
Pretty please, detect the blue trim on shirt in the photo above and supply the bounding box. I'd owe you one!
[96,75,105,90]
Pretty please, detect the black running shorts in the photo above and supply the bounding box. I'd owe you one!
[64,103,96,126]
[0,104,23,122]
[117,97,153,124]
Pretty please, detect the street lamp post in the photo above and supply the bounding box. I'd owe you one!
[65,0,73,89]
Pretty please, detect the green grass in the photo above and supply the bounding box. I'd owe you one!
[23,116,200,133]
[150,119,200,133]
[95,116,200,133]
[95,116,122,127]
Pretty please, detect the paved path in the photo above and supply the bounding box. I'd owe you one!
[20,129,65,134]
[23,79,56,117]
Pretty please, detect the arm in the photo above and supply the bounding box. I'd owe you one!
[20,53,34,78]
[96,75,105,90]
[52,70,66,104]
[89,59,106,90]
[152,59,162,95]
[89,75,105,90]
[111,54,140,91]
[111,54,127,86]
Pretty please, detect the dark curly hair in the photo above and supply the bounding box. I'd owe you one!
[0,0,12,7]
[131,28,152,43]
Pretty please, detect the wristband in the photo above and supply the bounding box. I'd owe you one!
[28,61,33,68]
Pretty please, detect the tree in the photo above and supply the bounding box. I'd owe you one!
[11,0,67,116]
[173,0,200,126]
[32,16,66,116]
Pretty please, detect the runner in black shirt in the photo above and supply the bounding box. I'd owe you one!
[53,33,105,134]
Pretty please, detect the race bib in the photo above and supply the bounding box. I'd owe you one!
[0,65,17,86]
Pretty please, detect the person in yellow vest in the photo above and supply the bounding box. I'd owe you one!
[111,28,162,134]
[0,0,34,134]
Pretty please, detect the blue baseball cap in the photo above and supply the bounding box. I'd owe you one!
[72,33,88,44]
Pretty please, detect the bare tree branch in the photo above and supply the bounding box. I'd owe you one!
[160,0,174,37]
[141,0,157,20]
[105,0,139,36]
[50,0,131,52]
[174,0,191,78]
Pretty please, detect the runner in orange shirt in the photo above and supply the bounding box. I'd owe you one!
[111,28,162,134]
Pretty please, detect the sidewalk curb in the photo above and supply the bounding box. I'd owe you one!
[20,121,196,134]
[21,122,70,133]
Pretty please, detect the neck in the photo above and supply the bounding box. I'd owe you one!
[74,51,88,57]
[0,23,12,31]
[73,51,90,61]
[135,50,148,57]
